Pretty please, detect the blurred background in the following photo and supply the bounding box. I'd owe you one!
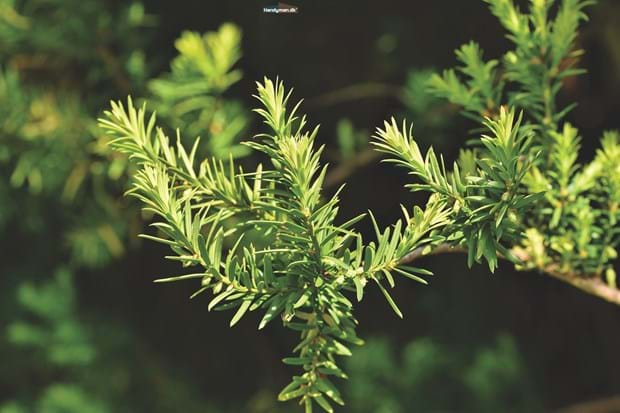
[1,0,620,412]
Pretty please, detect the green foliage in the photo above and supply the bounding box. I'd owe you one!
[0,0,151,86]
[0,63,133,265]
[373,107,542,271]
[429,0,593,128]
[150,24,242,96]
[148,24,250,159]
[5,0,618,411]
[99,78,452,411]
[423,0,620,283]
[0,2,151,408]
[7,269,95,366]
[0,0,152,267]
[0,384,108,413]
[0,1,254,411]
[343,335,541,413]
[1,269,112,413]
[0,1,247,267]
[30,385,107,413]
[428,41,501,117]
[335,118,368,160]
[206,333,541,413]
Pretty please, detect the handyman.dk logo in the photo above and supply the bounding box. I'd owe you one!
[263,2,299,14]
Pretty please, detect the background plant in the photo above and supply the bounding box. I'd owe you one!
[0,1,252,410]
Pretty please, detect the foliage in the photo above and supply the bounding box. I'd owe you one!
[0,384,107,413]
[374,107,542,272]
[0,2,152,409]
[148,24,250,159]
[181,333,541,413]
[0,0,151,267]
[7,269,95,366]
[343,335,541,413]
[99,78,453,411]
[335,118,369,161]
[0,271,108,413]
[423,0,620,285]
[0,1,250,411]
[0,0,151,88]
[0,9,246,266]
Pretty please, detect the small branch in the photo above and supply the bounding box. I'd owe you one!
[556,395,620,413]
[96,46,131,95]
[398,243,620,306]
[542,265,620,306]
[398,244,465,265]
[324,148,382,188]
[305,82,406,109]
[509,249,620,305]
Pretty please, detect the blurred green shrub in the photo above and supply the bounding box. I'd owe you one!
[0,1,250,411]
[148,24,251,158]
[0,384,107,413]
[343,335,541,413]
[7,269,95,366]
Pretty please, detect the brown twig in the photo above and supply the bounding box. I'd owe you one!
[398,243,620,306]
[305,82,406,109]
[398,244,466,265]
[541,265,620,306]
[96,46,131,95]
[555,395,620,413]
[324,148,382,188]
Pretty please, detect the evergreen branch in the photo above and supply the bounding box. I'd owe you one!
[400,243,620,305]
[419,0,620,303]
[373,107,542,272]
[101,78,445,412]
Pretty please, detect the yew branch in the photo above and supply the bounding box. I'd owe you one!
[399,244,620,306]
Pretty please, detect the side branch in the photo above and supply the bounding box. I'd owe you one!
[556,394,620,413]
[400,244,620,306]
[541,265,620,306]
[398,244,465,265]
[324,148,381,188]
